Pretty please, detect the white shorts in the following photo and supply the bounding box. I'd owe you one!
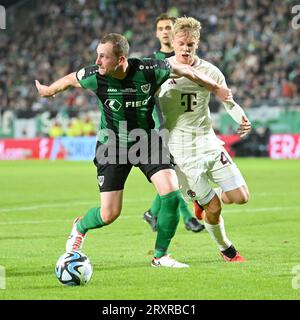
[173,146,246,205]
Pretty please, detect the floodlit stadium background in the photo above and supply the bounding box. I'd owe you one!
[1,0,300,159]
[0,0,300,302]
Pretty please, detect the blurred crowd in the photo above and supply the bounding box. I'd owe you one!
[1,0,299,117]
[48,115,96,138]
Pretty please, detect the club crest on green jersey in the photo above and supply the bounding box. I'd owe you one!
[141,84,151,94]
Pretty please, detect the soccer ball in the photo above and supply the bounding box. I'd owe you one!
[55,251,93,286]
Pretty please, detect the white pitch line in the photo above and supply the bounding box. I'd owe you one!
[0,205,299,226]
[0,201,300,215]
[0,198,153,213]
[0,201,95,213]
[251,191,300,197]
[0,219,71,225]
[1,191,300,214]
[223,206,300,213]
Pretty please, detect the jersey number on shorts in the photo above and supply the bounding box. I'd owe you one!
[220,151,232,165]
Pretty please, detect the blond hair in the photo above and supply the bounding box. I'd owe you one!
[173,17,202,40]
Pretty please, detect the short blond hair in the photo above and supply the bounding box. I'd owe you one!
[173,17,202,40]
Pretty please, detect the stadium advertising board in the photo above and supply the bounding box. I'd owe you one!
[49,137,95,160]
[269,134,300,159]
[1,134,300,160]
[0,137,95,160]
[0,138,52,160]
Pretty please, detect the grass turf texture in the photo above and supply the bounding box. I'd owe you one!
[0,159,299,300]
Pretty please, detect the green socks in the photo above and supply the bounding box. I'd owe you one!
[150,192,193,223]
[150,194,161,216]
[76,193,186,259]
[154,190,183,258]
[178,198,194,224]
[77,207,106,234]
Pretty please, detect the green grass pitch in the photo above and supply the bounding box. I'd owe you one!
[0,159,299,300]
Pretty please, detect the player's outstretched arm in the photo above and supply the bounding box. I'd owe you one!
[35,72,81,97]
[223,101,252,138]
[169,61,232,102]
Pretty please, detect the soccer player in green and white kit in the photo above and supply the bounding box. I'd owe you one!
[35,33,231,268]
[145,17,252,262]
[145,13,205,233]
[149,13,175,130]
[149,13,175,60]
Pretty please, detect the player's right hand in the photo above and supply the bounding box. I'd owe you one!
[35,80,55,97]
[237,116,252,138]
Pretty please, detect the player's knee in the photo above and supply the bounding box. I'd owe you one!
[101,207,121,224]
[205,208,221,224]
[237,196,249,205]
[234,191,250,204]
[204,200,222,224]
[205,195,222,214]
[206,205,221,217]
[151,169,179,195]
[225,187,250,205]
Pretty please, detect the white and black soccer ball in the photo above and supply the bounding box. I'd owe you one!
[55,251,93,286]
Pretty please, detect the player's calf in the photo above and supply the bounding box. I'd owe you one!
[193,200,205,220]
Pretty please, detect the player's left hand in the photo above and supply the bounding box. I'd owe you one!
[214,85,233,102]
[237,116,252,138]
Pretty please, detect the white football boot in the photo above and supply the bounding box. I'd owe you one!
[66,217,86,252]
[151,254,189,268]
